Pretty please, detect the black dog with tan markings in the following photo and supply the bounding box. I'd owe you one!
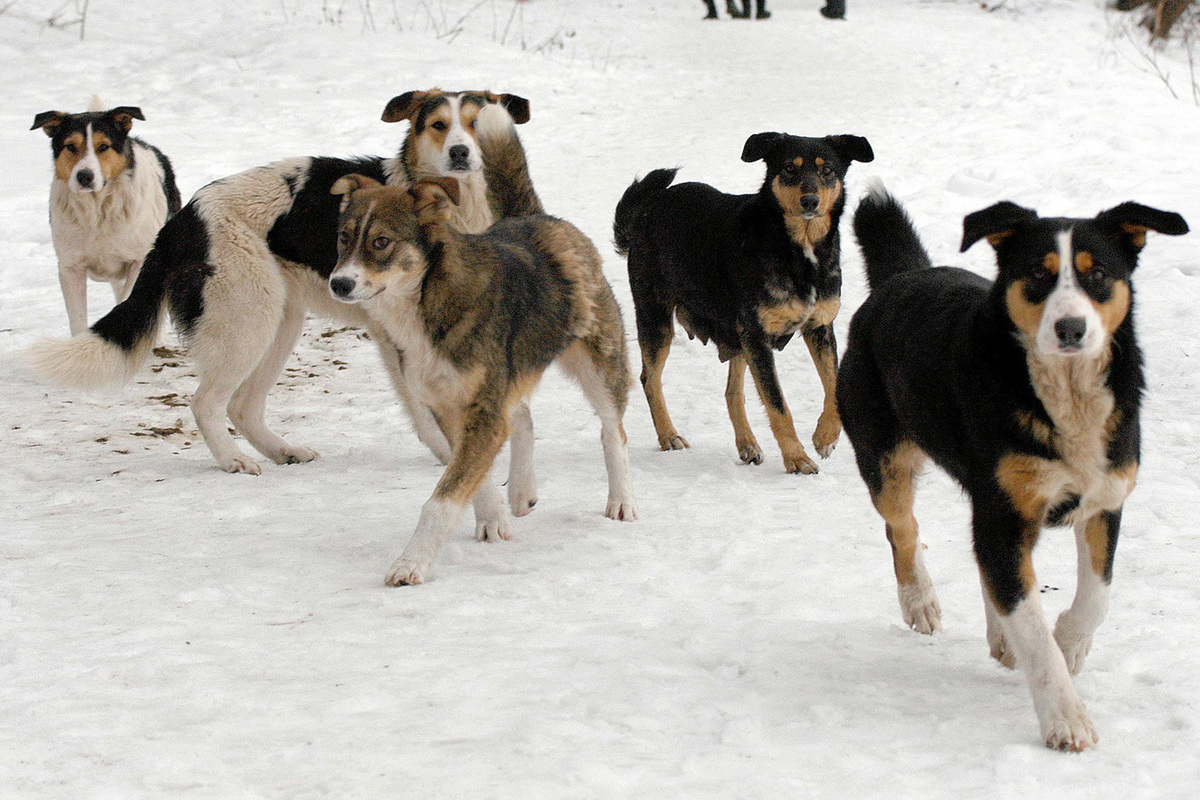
[614,132,873,473]
[328,175,639,586]
[839,185,1187,751]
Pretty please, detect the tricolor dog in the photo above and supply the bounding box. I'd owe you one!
[614,133,873,474]
[32,102,181,335]
[27,91,542,517]
[839,185,1188,750]
[329,175,638,585]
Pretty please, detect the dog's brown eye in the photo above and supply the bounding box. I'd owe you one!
[820,165,834,177]
[97,143,110,153]
[65,143,78,154]
[372,236,391,250]
[782,164,796,174]
[1030,265,1051,282]
[431,121,447,131]
[1084,268,1107,285]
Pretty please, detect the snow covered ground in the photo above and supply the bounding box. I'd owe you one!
[2,0,1199,796]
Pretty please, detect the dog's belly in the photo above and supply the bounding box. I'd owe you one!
[756,294,839,338]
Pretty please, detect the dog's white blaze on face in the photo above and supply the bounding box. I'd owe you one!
[69,123,106,194]
[1036,230,1105,358]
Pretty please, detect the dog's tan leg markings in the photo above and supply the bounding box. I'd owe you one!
[872,442,941,633]
[507,399,539,516]
[803,320,842,459]
[723,354,762,465]
[639,333,688,451]
[986,540,1098,752]
[1054,510,1121,675]
[386,389,513,586]
[227,297,319,466]
[558,338,639,521]
[744,341,815,474]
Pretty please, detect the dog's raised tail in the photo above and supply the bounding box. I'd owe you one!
[25,250,168,390]
[476,103,544,219]
[613,168,678,257]
[853,181,933,292]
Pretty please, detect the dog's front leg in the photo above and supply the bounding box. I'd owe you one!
[58,263,89,336]
[803,323,842,458]
[743,335,817,474]
[1054,508,1121,674]
[975,496,1098,751]
[386,397,511,586]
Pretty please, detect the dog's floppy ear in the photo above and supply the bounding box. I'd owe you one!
[411,177,461,207]
[330,174,384,197]
[828,134,874,164]
[382,91,430,123]
[107,106,145,132]
[1095,201,1189,254]
[31,111,68,136]
[961,201,1039,252]
[741,132,786,163]
[487,93,530,125]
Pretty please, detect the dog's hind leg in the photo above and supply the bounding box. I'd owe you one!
[507,399,539,516]
[725,354,763,465]
[559,336,638,522]
[744,337,817,474]
[227,294,319,466]
[386,388,512,586]
[1054,508,1122,674]
[803,319,843,459]
[871,442,940,634]
[635,305,688,451]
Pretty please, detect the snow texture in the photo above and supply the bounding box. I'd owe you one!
[2,1,1199,797]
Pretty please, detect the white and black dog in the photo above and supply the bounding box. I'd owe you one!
[27,91,543,521]
[31,99,181,335]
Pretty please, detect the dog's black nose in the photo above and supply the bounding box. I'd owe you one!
[330,276,356,298]
[448,144,470,165]
[75,169,94,188]
[800,194,820,213]
[1055,317,1087,349]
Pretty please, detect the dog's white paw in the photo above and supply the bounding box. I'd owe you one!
[606,498,638,522]
[508,483,538,518]
[385,558,426,586]
[1054,622,1095,676]
[988,628,1017,669]
[899,582,942,634]
[273,444,319,465]
[1042,700,1098,752]
[222,455,263,475]
[475,513,513,542]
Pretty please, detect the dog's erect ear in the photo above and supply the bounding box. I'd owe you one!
[961,201,1039,252]
[741,132,786,163]
[331,174,384,197]
[828,134,874,164]
[107,106,145,133]
[31,111,68,136]
[1095,201,1189,254]
[382,91,430,123]
[493,93,530,125]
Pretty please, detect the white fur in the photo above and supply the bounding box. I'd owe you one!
[49,137,171,335]
[385,497,469,586]
[997,593,1098,751]
[1036,230,1106,357]
[1053,518,1112,675]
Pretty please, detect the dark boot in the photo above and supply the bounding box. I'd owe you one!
[726,0,750,19]
[756,0,770,19]
[820,0,845,19]
[702,0,718,19]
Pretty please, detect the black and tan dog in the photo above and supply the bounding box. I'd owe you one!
[32,101,181,335]
[328,175,638,585]
[614,132,873,473]
[27,91,540,518]
[839,185,1187,750]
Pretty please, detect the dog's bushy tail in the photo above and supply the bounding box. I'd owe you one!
[853,181,933,292]
[25,249,168,390]
[476,103,544,219]
[613,168,678,256]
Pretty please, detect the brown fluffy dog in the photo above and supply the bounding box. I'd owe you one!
[328,175,638,585]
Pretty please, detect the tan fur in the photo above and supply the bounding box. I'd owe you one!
[1005,280,1044,341]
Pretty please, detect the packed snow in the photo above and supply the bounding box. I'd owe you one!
[2,0,1199,797]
